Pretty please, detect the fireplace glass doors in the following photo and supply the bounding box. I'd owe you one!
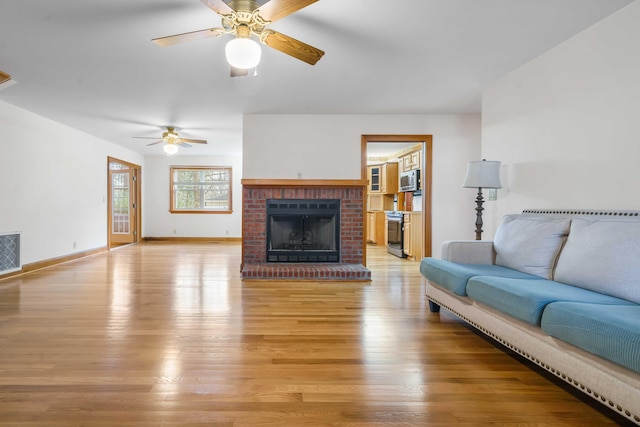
[266,199,340,262]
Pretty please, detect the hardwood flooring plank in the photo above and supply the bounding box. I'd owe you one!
[0,243,634,426]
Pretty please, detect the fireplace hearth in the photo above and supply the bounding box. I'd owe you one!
[266,199,339,262]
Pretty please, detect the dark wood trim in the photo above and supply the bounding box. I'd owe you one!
[23,246,108,272]
[143,237,241,243]
[241,179,367,188]
[360,136,369,264]
[0,246,108,280]
[0,270,24,280]
[423,139,433,258]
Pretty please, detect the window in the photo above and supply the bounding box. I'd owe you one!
[170,166,232,214]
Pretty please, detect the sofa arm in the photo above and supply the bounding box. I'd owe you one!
[441,240,496,264]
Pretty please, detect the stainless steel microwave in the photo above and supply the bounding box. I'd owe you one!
[399,169,420,192]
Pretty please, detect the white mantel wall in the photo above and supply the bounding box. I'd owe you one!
[482,1,640,237]
[243,114,482,255]
[0,100,144,265]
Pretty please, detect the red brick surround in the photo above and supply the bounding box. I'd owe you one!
[241,179,370,281]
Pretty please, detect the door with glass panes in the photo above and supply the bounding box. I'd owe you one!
[108,158,140,246]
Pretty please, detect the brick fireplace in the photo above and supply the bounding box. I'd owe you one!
[241,179,371,281]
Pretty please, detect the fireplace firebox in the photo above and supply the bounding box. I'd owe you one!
[266,199,340,262]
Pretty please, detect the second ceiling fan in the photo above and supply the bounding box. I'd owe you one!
[152,0,325,76]
[134,127,207,156]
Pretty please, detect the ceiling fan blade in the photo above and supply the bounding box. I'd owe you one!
[152,27,225,47]
[181,138,208,144]
[257,0,318,23]
[0,70,11,85]
[178,142,192,148]
[145,140,163,146]
[133,136,161,139]
[230,66,249,77]
[200,0,234,15]
[262,30,324,65]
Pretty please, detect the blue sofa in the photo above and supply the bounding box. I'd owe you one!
[420,210,640,425]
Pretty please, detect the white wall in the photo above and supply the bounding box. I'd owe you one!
[243,114,482,255]
[0,100,144,265]
[482,1,640,236]
[143,154,243,238]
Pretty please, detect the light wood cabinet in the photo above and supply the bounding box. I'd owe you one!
[400,150,421,174]
[368,194,394,211]
[410,151,421,170]
[366,211,387,245]
[367,163,398,194]
[367,162,398,212]
[367,165,381,192]
[367,212,377,243]
[380,162,398,194]
[402,212,423,260]
[403,214,412,258]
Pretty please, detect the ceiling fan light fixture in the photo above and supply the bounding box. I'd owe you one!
[164,143,179,156]
[225,37,261,69]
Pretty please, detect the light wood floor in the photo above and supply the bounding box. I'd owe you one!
[0,242,633,426]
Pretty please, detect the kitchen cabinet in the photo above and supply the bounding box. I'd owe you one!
[403,212,423,260]
[381,162,398,194]
[403,215,412,258]
[400,150,421,174]
[367,162,398,212]
[367,162,398,194]
[366,211,387,245]
[368,165,381,192]
[368,194,394,212]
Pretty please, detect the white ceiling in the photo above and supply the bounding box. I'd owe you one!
[0,0,633,157]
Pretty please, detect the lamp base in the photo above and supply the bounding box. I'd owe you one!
[474,188,485,240]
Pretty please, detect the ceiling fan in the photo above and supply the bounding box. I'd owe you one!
[133,127,207,155]
[152,0,325,76]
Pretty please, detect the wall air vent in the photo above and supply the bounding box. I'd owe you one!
[0,232,21,274]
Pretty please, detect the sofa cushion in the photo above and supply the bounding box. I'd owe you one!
[541,302,640,374]
[466,277,634,326]
[494,216,571,279]
[419,258,542,296]
[554,219,640,304]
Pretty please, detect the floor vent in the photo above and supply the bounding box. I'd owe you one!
[0,232,21,274]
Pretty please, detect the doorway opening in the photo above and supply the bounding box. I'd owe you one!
[361,135,433,263]
[108,157,142,249]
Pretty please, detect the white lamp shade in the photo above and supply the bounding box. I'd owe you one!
[225,38,261,69]
[462,160,502,189]
[164,144,179,156]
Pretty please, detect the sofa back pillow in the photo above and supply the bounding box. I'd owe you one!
[494,215,571,279]
[554,219,640,304]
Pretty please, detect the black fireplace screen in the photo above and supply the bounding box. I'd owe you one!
[266,199,340,262]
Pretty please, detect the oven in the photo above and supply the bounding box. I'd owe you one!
[386,211,406,258]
